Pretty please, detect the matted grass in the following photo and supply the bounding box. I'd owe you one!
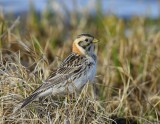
[0,8,160,124]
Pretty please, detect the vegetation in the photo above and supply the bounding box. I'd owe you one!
[0,3,160,124]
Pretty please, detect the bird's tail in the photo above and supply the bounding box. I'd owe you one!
[20,92,39,108]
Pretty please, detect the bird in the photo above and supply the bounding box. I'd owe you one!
[20,33,98,108]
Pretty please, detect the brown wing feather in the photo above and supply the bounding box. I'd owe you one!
[20,53,87,108]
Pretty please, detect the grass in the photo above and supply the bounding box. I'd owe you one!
[0,3,160,124]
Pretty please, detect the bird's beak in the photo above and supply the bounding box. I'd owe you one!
[92,38,99,43]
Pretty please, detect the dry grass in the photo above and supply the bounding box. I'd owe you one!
[0,6,160,124]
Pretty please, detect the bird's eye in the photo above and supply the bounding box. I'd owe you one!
[85,39,88,42]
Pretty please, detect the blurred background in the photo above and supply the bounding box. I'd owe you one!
[1,0,160,18]
[0,0,160,123]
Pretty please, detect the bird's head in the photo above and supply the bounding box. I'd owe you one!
[72,33,98,56]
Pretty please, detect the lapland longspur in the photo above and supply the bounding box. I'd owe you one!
[20,33,98,108]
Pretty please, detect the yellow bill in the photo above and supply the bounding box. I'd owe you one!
[92,38,99,43]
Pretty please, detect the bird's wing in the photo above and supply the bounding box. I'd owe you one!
[41,53,88,88]
[42,53,88,89]
[34,53,88,92]
[20,53,88,108]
